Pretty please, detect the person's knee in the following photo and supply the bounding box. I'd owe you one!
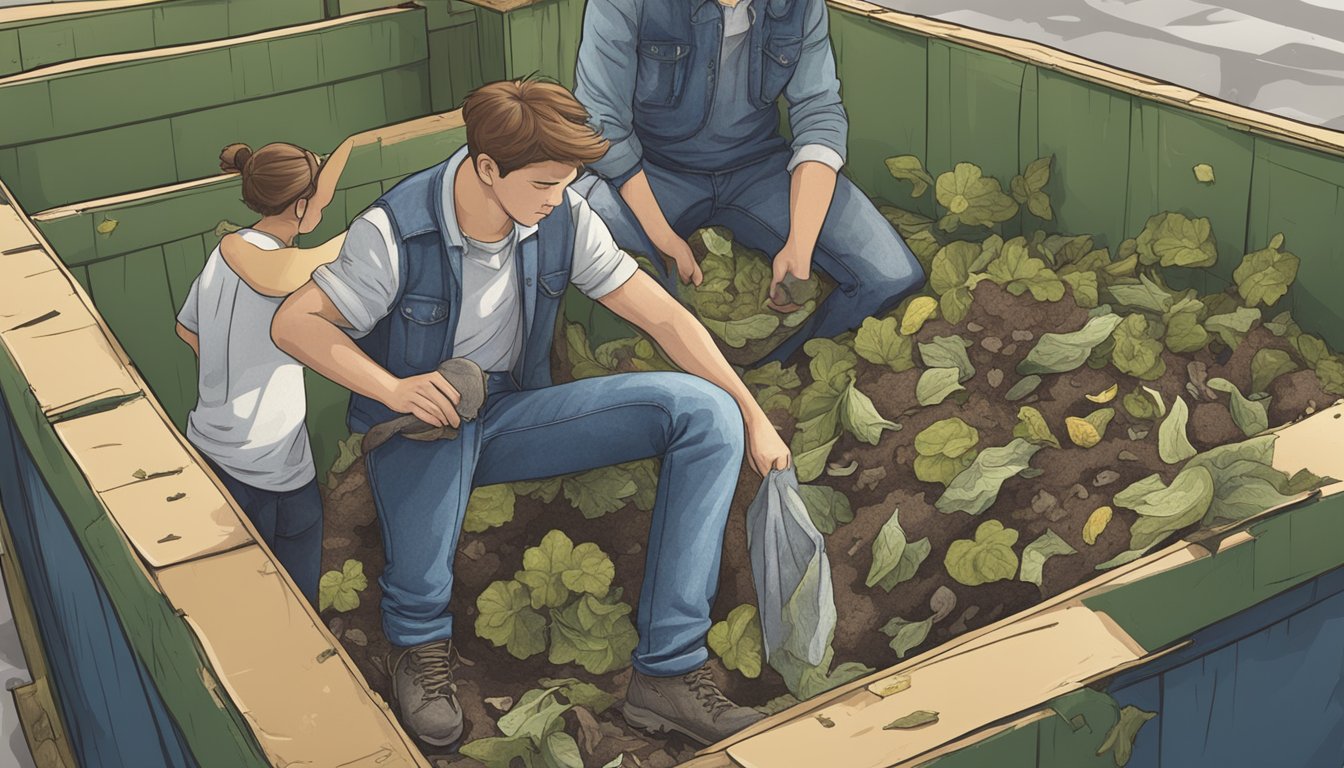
[671,376,745,451]
[851,235,926,316]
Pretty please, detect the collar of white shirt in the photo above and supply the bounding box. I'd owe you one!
[440,145,541,251]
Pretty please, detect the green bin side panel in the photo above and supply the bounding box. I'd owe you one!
[14,120,180,214]
[429,23,486,113]
[926,42,1025,201]
[916,716,1042,768]
[0,30,18,76]
[828,9,929,216]
[475,8,508,85]
[1124,103,1255,290]
[162,234,209,314]
[1247,138,1344,352]
[500,0,585,88]
[86,247,198,427]
[1032,72,1132,248]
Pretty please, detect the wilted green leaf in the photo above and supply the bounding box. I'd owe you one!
[945,520,1020,586]
[901,296,939,335]
[1111,314,1166,380]
[1012,406,1060,448]
[548,592,638,674]
[936,163,1019,231]
[1162,296,1209,354]
[1020,529,1077,587]
[328,432,364,479]
[1205,307,1261,349]
[915,417,980,458]
[880,206,936,238]
[791,410,842,483]
[1011,156,1054,220]
[914,451,978,486]
[769,646,874,701]
[703,314,781,348]
[1062,271,1099,308]
[940,284,975,325]
[1098,706,1158,767]
[886,155,935,197]
[538,677,616,714]
[514,476,563,504]
[516,530,578,609]
[935,439,1042,515]
[884,710,941,729]
[854,316,915,372]
[1234,233,1299,308]
[563,465,638,519]
[623,458,660,513]
[1122,386,1166,421]
[916,367,965,406]
[464,485,517,533]
[1005,375,1043,402]
[708,604,764,678]
[805,337,859,389]
[881,616,932,659]
[744,361,802,391]
[701,228,734,257]
[566,323,614,379]
[1317,357,1344,395]
[920,335,976,381]
[1250,348,1297,394]
[985,238,1065,301]
[1158,396,1198,464]
[799,484,854,534]
[1206,377,1269,436]
[867,507,931,589]
[460,735,535,768]
[1107,273,1178,315]
[841,382,901,445]
[318,559,368,613]
[1115,466,1215,550]
[1135,212,1218,268]
[475,580,548,659]
[1017,314,1124,375]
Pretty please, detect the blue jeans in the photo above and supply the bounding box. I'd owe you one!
[575,150,926,364]
[364,371,745,677]
[200,454,323,607]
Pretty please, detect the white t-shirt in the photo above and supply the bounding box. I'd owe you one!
[177,229,315,492]
[312,148,640,366]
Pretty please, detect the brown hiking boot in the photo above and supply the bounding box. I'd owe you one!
[622,664,765,746]
[388,639,465,747]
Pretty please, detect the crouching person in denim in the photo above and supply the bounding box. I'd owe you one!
[573,0,926,365]
[271,78,791,749]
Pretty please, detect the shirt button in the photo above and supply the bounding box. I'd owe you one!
[652,45,660,53]
[526,277,534,286]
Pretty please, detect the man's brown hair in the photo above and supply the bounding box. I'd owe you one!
[462,77,609,176]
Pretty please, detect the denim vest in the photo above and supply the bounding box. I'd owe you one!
[631,0,809,149]
[347,159,575,433]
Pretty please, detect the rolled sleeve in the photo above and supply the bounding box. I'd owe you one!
[567,191,639,300]
[787,143,845,174]
[310,209,400,338]
[575,0,646,184]
[783,0,849,164]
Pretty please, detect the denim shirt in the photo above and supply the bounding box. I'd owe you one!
[575,0,848,184]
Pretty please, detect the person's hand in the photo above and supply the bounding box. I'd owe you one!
[768,240,813,312]
[382,372,461,428]
[745,414,792,477]
[653,230,703,286]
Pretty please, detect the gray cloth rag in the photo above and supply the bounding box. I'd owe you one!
[747,466,837,666]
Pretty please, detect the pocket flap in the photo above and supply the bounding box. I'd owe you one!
[639,40,691,62]
[399,294,450,325]
[537,271,568,298]
[765,36,802,66]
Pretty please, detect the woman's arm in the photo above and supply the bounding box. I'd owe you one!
[220,231,347,297]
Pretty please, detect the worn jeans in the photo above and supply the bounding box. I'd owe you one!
[575,149,926,365]
[200,453,323,607]
[364,370,745,677]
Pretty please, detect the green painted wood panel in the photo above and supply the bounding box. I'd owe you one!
[1247,138,1344,350]
[430,22,486,112]
[1033,72,1132,247]
[475,7,508,85]
[0,30,20,77]
[161,234,208,313]
[87,246,197,425]
[918,715,1041,767]
[498,0,584,88]
[0,345,271,767]
[382,62,433,123]
[927,42,1024,193]
[15,119,180,214]
[828,8,929,215]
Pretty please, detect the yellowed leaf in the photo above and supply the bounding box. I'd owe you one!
[1086,383,1118,404]
[96,217,118,236]
[1066,416,1102,448]
[1193,163,1215,184]
[1083,506,1112,545]
[901,296,938,336]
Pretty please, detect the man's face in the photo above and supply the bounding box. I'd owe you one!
[478,156,578,228]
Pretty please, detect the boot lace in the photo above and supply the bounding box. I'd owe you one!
[685,666,736,719]
[407,641,460,704]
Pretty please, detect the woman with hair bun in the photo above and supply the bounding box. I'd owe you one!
[174,140,348,607]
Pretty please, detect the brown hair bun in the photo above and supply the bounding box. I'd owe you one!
[220,144,253,174]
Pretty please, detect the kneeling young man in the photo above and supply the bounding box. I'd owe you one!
[271,79,790,748]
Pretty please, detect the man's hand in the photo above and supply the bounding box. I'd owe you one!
[768,239,813,311]
[382,372,463,429]
[745,414,792,477]
[654,229,703,286]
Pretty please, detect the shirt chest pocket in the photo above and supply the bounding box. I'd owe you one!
[398,294,451,370]
[757,35,802,107]
[536,270,568,298]
[634,41,692,109]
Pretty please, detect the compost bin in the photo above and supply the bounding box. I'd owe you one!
[1,1,1344,767]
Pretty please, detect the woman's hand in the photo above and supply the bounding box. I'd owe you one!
[744,413,792,477]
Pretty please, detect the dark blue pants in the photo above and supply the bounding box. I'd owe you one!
[201,454,323,607]
[575,149,926,364]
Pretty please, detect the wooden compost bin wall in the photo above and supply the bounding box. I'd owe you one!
[0,0,326,77]
[0,6,433,213]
